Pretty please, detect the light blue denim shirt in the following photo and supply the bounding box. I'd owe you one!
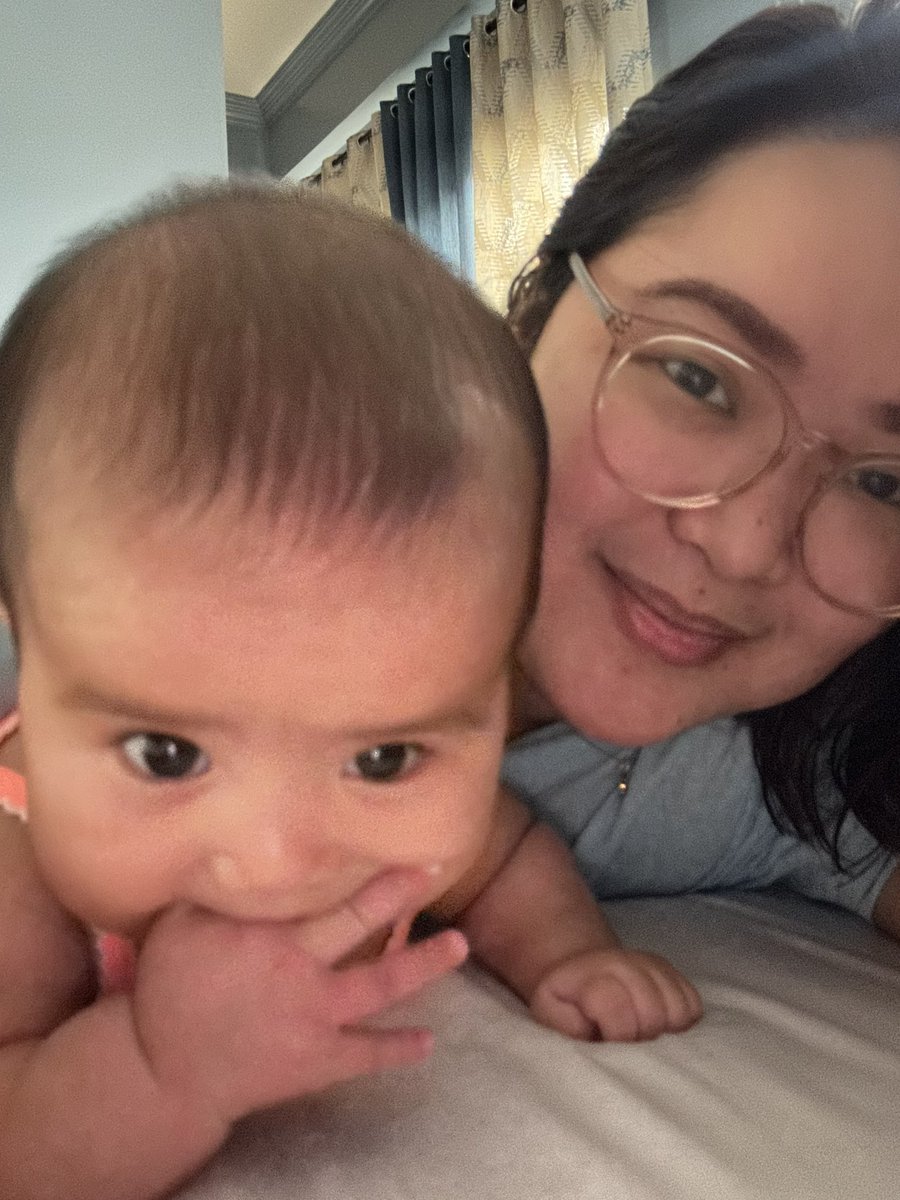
[503,718,895,918]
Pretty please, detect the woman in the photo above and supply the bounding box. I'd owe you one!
[502,0,900,963]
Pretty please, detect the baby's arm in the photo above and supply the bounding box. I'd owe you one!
[432,789,701,1041]
[0,813,465,1200]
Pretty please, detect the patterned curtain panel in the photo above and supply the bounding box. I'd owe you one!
[471,0,652,310]
[298,114,391,218]
[379,36,474,278]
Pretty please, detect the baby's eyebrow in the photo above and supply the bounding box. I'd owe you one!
[60,683,495,740]
[341,704,495,742]
[60,683,228,733]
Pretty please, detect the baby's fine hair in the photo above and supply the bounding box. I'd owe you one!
[0,181,546,602]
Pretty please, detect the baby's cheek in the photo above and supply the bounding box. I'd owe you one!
[415,830,493,907]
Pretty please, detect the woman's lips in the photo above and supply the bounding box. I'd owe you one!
[603,561,748,667]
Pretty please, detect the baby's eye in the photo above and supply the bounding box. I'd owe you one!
[120,733,210,780]
[345,743,423,783]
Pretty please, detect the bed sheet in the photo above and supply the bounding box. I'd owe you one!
[176,890,900,1200]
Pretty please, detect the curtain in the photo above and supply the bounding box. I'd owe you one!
[299,44,472,279]
[299,113,391,218]
[378,36,474,278]
[298,0,650,304]
[470,0,652,310]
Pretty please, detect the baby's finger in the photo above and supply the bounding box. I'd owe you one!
[296,868,439,965]
[641,963,701,1033]
[332,928,468,1023]
[611,968,670,1041]
[667,974,704,1030]
[323,1024,437,1086]
[591,982,644,1042]
[530,986,604,1040]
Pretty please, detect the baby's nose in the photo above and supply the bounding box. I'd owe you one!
[209,823,350,894]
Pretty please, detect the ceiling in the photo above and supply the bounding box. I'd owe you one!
[221,0,335,96]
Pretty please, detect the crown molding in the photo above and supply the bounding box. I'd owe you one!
[257,0,393,121]
[226,0,467,177]
[225,92,264,130]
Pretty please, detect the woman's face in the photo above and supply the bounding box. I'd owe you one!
[520,137,900,744]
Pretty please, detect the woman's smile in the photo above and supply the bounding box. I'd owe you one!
[601,560,750,667]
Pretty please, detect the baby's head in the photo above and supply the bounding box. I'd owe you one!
[0,183,545,936]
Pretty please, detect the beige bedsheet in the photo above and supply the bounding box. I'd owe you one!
[176,891,900,1199]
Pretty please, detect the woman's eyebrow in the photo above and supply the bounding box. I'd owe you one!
[638,278,805,369]
[638,282,900,438]
[868,400,900,437]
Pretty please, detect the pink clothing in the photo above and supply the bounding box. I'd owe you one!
[0,713,136,994]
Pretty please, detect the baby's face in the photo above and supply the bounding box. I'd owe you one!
[13,487,530,939]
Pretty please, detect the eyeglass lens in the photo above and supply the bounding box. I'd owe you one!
[594,335,900,614]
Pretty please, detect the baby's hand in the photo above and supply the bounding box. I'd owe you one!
[529,947,702,1042]
[131,869,467,1125]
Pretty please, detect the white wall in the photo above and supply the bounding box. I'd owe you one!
[0,0,227,321]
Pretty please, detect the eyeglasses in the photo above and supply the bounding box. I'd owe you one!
[568,251,900,618]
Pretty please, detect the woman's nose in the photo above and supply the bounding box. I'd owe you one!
[667,454,818,585]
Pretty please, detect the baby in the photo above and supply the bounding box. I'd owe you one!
[0,184,700,1200]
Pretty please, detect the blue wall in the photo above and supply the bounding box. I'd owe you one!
[0,0,227,321]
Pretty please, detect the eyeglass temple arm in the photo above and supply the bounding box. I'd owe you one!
[568,252,616,323]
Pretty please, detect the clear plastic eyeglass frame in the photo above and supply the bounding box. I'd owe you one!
[567,251,900,618]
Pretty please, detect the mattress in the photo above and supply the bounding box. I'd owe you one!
[176,890,900,1199]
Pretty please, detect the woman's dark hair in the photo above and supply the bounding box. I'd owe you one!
[508,0,900,861]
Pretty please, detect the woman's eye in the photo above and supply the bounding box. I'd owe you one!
[346,743,423,783]
[120,733,210,780]
[662,358,732,412]
[848,467,900,507]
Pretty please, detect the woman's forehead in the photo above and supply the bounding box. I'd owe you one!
[596,137,900,373]
[610,137,900,288]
